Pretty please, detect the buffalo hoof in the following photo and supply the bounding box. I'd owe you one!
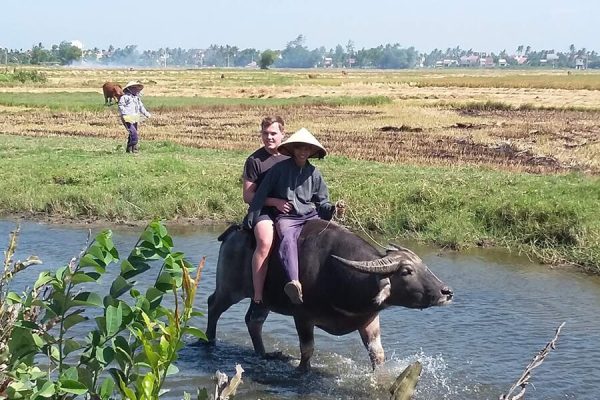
[296,362,311,373]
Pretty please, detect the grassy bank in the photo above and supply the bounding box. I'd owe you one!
[1,134,598,273]
[0,92,392,111]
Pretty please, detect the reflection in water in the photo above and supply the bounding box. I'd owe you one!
[1,219,599,400]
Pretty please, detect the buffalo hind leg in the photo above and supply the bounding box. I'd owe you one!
[358,314,385,370]
[294,317,315,372]
[206,291,239,343]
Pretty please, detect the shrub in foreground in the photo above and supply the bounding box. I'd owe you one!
[0,220,206,399]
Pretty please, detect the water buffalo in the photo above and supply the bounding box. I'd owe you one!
[207,219,453,371]
[102,81,124,105]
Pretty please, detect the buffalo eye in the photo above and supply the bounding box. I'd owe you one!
[400,266,414,276]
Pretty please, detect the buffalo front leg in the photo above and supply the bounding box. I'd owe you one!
[358,314,385,370]
[294,316,315,372]
[245,302,270,356]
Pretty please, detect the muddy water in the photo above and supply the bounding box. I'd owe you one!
[2,220,599,400]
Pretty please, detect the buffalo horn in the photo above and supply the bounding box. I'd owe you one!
[387,243,416,256]
[387,243,412,253]
[332,254,403,274]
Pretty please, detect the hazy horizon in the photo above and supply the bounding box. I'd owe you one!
[2,0,598,53]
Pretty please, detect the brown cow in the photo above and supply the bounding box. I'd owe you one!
[102,82,124,105]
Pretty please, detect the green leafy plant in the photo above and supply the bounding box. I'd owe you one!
[1,220,206,400]
[4,70,48,84]
[1,226,43,396]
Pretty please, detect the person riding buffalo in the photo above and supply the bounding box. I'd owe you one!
[245,128,334,304]
[242,116,289,311]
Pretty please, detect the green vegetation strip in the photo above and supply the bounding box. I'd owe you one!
[434,99,600,112]
[411,73,600,91]
[0,92,391,111]
[0,134,598,273]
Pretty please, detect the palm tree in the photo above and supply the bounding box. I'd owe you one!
[569,44,576,59]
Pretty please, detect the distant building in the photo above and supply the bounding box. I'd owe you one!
[480,56,494,67]
[443,59,458,67]
[498,58,508,67]
[544,53,559,67]
[323,57,333,67]
[575,57,587,70]
[460,55,479,67]
[514,55,528,65]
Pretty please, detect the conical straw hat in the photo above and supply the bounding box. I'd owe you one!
[278,128,327,159]
[123,80,144,90]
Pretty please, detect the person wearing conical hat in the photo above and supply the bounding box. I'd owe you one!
[118,81,151,154]
[245,128,334,305]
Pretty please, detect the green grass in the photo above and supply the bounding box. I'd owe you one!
[0,69,48,84]
[435,99,600,112]
[408,72,600,91]
[177,68,600,90]
[0,134,598,273]
[0,92,392,112]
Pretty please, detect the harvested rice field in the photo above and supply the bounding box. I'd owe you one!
[1,67,599,173]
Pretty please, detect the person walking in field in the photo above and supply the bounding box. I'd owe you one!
[242,116,289,314]
[118,81,151,154]
[245,128,335,305]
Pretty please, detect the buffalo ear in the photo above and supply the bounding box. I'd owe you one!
[374,277,391,305]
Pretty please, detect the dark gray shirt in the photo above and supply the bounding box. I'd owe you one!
[247,158,333,228]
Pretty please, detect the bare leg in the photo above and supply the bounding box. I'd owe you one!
[358,315,385,370]
[252,219,274,302]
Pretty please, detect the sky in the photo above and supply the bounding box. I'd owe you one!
[2,0,598,53]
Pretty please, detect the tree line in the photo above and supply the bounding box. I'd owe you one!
[2,35,598,69]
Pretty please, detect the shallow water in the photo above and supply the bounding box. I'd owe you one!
[2,220,599,400]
